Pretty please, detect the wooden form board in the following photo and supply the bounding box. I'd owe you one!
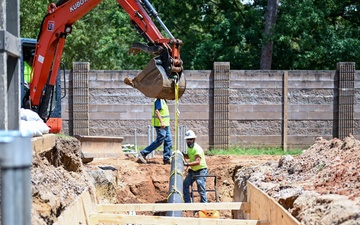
[89,214,259,225]
[91,202,258,225]
[282,71,288,152]
[54,190,97,225]
[97,202,250,212]
[247,181,300,225]
[89,181,301,225]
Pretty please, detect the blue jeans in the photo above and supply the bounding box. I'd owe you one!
[141,126,172,161]
[183,168,208,203]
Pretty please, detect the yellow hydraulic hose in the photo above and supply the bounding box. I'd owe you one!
[166,77,185,217]
[171,79,180,192]
[174,80,179,156]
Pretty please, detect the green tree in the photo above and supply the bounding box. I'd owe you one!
[152,0,265,70]
[155,0,359,70]
[63,1,152,70]
[272,0,360,69]
[20,0,359,70]
[20,0,48,39]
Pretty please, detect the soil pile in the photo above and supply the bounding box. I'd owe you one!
[31,137,91,225]
[235,134,360,225]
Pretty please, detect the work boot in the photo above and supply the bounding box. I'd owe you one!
[137,152,147,164]
[163,159,171,165]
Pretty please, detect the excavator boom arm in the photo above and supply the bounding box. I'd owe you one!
[30,0,184,121]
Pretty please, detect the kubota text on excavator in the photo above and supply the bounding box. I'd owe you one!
[26,0,186,132]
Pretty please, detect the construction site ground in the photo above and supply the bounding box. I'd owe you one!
[31,135,360,225]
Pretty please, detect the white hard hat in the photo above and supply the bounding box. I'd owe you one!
[184,130,197,139]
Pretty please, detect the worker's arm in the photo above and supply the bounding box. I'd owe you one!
[155,109,165,129]
[183,153,189,159]
[184,155,201,167]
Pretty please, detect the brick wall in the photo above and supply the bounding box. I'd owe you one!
[61,63,360,150]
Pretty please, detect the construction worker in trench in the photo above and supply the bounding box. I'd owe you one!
[183,130,208,203]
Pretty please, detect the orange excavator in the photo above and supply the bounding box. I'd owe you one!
[27,0,186,133]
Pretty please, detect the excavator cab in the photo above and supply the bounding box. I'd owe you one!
[21,38,63,133]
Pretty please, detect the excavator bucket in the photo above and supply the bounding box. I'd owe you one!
[124,58,186,100]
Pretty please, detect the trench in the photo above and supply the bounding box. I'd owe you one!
[32,134,278,224]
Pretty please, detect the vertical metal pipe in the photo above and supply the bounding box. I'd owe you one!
[147,125,151,145]
[146,125,155,158]
[178,125,187,154]
[134,128,138,152]
[177,126,181,153]
[151,126,155,158]
[166,150,184,217]
[0,130,32,225]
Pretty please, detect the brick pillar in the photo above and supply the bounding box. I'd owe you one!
[336,62,355,139]
[213,62,230,149]
[71,62,90,136]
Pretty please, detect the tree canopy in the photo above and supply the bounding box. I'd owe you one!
[20,0,359,70]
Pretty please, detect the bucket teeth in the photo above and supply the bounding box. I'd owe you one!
[124,77,134,86]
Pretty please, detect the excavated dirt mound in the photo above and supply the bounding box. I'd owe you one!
[235,134,360,225]
[31,135,360,224]
[31,137,91,225]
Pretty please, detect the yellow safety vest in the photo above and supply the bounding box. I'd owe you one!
[151,99,170,127]
[187,143,207,171]
[24,61,32,83]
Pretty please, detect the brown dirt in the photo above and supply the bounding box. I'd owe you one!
[268,135,360,198]
[234,134,360,224]
[31,135,360,225]
[88,154,279,203]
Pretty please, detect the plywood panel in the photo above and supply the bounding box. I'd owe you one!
[97,202,249,213]
[89,213,259,225]
[247,181,300,225]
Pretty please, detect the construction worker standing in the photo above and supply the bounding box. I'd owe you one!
[138,98,172,165]
[183,130,208,203]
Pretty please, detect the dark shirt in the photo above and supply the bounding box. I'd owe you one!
[155,99,165,111]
